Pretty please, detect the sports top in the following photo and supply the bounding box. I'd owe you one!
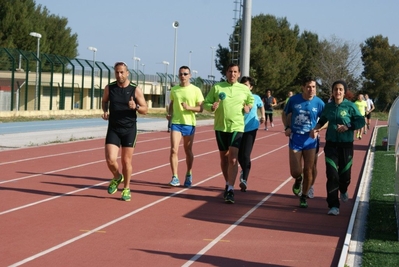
[284,93,325,134]
[170,84,204,126]
[108,81,137,129]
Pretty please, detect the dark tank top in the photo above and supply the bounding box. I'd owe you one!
[108,81,137,129]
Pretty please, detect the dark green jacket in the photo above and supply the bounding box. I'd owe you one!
[318,99,365,143]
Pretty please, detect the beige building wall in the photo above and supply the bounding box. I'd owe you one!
[0,71,165,112]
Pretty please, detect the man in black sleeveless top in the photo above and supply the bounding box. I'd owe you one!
[101,62,148,201]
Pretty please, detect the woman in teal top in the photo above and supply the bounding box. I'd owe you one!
[237,76,265,192]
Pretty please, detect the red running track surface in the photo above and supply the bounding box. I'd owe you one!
[0,120,377,266]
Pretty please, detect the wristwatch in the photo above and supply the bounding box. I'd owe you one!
[135,104,140,110]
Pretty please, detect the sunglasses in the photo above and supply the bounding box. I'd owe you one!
[179,73,190,76]
[114,61,128,68]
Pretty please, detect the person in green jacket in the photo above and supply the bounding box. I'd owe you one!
[203,63,254,204]
[311,80,365,216]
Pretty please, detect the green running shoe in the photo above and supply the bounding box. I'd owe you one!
[299,196,308,208]
[121,188,131,201]
[107,174,124,194]
[292,176,303,196]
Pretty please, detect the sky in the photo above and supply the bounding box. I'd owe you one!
[34,0,399,81]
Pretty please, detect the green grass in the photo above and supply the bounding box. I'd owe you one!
[372,111,389,121]
[361,126,399,266]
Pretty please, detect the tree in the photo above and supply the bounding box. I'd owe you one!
[0,0,78,59]
[314,35,363,100]
[281,31,321,96]
[247,14,303,99]
[361,35,399,111]
[295,31,320,83]
[214,44,230,81]
[215,14,304,101]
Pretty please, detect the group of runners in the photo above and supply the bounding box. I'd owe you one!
[100,62,368,216]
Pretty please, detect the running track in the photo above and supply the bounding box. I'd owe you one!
[0,119,377,266]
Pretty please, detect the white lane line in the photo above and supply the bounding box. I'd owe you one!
[0,150,217,215]
[0,129,212,165]
[183,148,326,266]
[8,143,287,266]
[0,137,215,184]
[183,177,291,267]
[0,147,101,166]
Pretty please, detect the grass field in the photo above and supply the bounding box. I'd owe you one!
[361,126,399,266]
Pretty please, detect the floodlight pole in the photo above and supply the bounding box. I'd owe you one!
[88,46,97,109]
[172,21,179,82]
[29,32,42,110]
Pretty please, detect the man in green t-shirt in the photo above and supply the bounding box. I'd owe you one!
[167,66,204,188]
[204,63,254,204]
[354,94,367,140]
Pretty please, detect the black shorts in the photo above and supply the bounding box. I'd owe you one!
[366,113,371,119]
[215,131,243,151]
[316,136,320,154]
[105,124,137,147]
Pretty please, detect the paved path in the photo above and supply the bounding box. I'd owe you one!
[0,118,214,150]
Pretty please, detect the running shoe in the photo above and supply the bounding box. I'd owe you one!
[292,176,302,196]
[169,176,180,186]
[121,188,131,201]
[367,124,370,130]
[223,185,228,199]
[299,196,308,208]
[307,185,314,199]
[271,122,274,127]
[184,174,192,187]
[107,174,124,194]
[225,190,235,204]
[328,207,340,216]
[341,191,349,202]
[264,127,268,131]
[239,179,247,192]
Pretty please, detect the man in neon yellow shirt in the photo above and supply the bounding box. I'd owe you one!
[354,94,367,139]
[167,66,204,187]
[204,63,254,204]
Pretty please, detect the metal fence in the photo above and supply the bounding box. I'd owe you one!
[0,47,218,111]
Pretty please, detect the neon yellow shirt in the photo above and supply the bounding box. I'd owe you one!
[170,84,204,126]
[204,81,254,132]
[354,100,367,116]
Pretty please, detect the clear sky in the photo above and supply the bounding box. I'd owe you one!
[34,0,399,81]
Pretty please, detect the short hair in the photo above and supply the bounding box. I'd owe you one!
[301,76,316,86]
[227,63,240,72]
[240,76,255,87]
[179,65,190,73]
[114,61,128,69]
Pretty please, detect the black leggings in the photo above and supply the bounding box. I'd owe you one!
[238,129,258,181]
[324,143,353,208]
[265,113,273,122]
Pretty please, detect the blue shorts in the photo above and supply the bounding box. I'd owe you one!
[171,124,195,136]
[289,133,318,151]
